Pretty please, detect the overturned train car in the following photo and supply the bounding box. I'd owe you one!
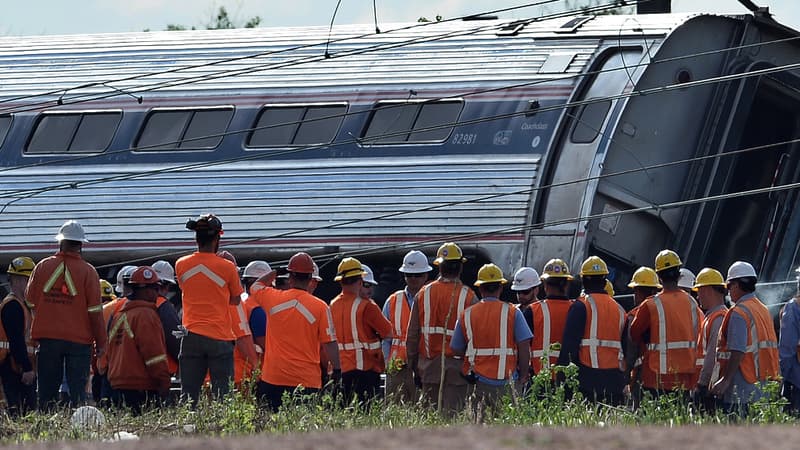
[0,12,799,300]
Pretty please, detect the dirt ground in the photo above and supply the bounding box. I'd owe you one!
[11,425,800,450]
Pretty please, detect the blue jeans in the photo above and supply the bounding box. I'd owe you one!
[36,338,91,410]
[179,332,233,405]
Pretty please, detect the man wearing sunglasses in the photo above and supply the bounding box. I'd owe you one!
[383,250,433,402]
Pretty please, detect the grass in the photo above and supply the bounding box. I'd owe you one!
[0,366,795,444]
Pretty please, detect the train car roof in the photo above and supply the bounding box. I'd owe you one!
[0,12,774,105]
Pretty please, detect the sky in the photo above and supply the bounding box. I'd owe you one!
[3,0,799,36]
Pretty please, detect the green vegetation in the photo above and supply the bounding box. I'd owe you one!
[0,368,794,444]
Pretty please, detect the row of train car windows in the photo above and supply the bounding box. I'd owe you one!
[0,100,464,154]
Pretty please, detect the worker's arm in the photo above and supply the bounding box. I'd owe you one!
[406,300,421,373]
[514,308,533,381]
[711,312,746,397]
[557,301,586,366]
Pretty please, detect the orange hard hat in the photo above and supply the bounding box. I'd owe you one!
[288,252,315,274]
[129,266,161,286]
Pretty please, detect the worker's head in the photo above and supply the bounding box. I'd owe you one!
[6,256,34,297]
[655,250,682,288]
[511,267,541,307]
[399,250,432,294]
[627,267,661,306]
[474,264,507,298]
[540,259,573,297]
[128,266,161,303]
[693,268,726,310]
[287,252,315,291]
[55,220,88,253]
[115,265,136,298]
[434,242,465,279]
[335,257,366,295]
[360,264,378,299]
[726,261,757,303]
[152,260,177,298]
[186,214,223,251]
[99,279,116,303]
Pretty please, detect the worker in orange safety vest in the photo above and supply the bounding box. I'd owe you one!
[623,266,662,408]
[382,250,432,403]
[711,261,779,416]
[330,258,392,404]
[451,263,531,419]
[406,242,478,416]
[690,267,728,413]
[0,257,37,415]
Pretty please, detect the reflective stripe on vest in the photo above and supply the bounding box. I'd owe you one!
[109,313,134,339]
[179,264,225,287]
[531,301,561,359]
[650,294,698,374]
[145,354,167,366]
[732,302,778,378]
[269,299,316,324]
[464,302,515,379]
[335,297,381,371]
[389,292,407,351]
[580,295,623,368]
[421,285,468,357]
[43,262,77,296]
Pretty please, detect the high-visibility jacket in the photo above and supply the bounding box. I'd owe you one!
[462,300,518,380]
[330,292,392,373]
[578,293,625,370]
[385,289,412,363]
[716,296,780,384]
[233,297,263,384]
[641,291,702,375]
[529,298,573,373]
[417,280,477,359]
[106,300,170,392]
[0,293,35,372]
[696,305,727,372]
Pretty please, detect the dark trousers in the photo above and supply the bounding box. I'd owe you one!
[0,359,36,416]
[782,381,800,415]
[256,381,319,412]
[116,389,162,416]
[342,370,381,404]
[179,332,233,405]
[36,338,91,410]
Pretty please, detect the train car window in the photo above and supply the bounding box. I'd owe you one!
[362,100,463,144]
[137,107,233,150]
[0,116,11,148]
[247,104,346,147]
[570,100,612,143]
[27,112,120,153]
[180,109,233,149]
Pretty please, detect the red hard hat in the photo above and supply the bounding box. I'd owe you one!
[287,252,315,274]
[129,266,161,286]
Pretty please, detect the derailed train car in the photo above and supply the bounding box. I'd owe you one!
[0,12,798,299]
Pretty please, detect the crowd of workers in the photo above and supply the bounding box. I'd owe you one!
[1,214,799,419]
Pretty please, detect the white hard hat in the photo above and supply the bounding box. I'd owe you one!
[152,260,176,284]
[511,267,542,291]
[727,261,757,281]
[242,260,271,279]
[312,262,323,282]
[678,268,696,289]
[362,264,377,286]
[399,250,432,274]
[115,265,136,294]
[55,220,89,243]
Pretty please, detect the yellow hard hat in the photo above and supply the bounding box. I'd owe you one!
[604,280,615,297]
[627,267,662,289]
[580,256,609,276]
[7,256,35,277]
[334,257,366,281]
[474,263,508,286]
[433,242,466,265]
[693,267,726,291]
[100,279,117,300]
[540,258,573,280]
[655,249,682,272]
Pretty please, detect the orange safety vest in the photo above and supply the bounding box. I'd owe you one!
[578,293,625,370]
[333,296,385,372]
[418,280,476,359]
[386,290,412,362]
[643,291,701,375]
[695,305,727,371]
[716,296,780,384]
[463,301,517,380]
[155,296,180,376]
[529,298,573,373]
[0,294,36,371]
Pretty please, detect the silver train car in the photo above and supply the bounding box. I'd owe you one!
[0,12,799,300]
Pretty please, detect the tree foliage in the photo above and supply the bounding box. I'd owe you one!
[157,6,261,32]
